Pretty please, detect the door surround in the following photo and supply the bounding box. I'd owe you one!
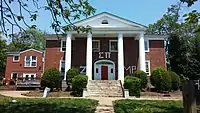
[94,60,115,80]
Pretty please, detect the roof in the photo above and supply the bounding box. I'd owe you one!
[73,12,148,28]
[7,49,44,56]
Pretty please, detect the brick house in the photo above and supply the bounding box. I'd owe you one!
[45,12,167,81]
[4,49,44,85]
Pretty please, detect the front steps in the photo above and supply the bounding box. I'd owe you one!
[85,80,124,97]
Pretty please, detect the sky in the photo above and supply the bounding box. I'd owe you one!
[2,0,200,37]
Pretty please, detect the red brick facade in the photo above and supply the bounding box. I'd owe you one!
[4,49,44,85]
[45,37,166,79]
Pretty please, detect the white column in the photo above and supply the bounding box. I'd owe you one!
[64,33,72,80]
[86,32,92,80]
[118,33,124,81]
[139,33,146,72]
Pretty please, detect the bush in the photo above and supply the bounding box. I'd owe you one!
[124,76,141,97]
[41,68,60,90]
[67,68,79,84]
[132,70,148,89]
[150,68,171,92]
[72,75,88,97]
[167,71,180,91]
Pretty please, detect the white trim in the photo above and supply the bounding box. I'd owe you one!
[11,72,18,79]
[13,55,20,62]
[136,37,165,40]
[109,40,118,52]
[92,40,100,52]
[60,40,66,52]
[24,56,37,67]
[23,73,36,80]
[20,49,43,54]
[59,60,65,72]
[74,12,147,29]
[144,39,150,52]
[94,60,115,80]
[145,60,151,76]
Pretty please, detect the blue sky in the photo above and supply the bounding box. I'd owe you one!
[2,0,200,36]
[34,0,200,32]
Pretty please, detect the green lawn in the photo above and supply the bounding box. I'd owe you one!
[0,95,98,113]
[113,99,183,113]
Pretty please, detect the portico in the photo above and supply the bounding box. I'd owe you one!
[64,31,146,81]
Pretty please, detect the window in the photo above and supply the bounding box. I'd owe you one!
[61,40,66,52]
[109,40,118,52]
[11,73,18,80]
[144,40,149,52]
[24,56,37,67]
[145,60,150,76]
[92,40,100,52]
[23,73,36,80]
[13,56,19,62]
[101,20,108,24]
[60,60,65,73]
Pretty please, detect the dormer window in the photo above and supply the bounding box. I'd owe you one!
[101,20,108,24]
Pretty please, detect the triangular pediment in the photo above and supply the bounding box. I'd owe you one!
[74,12,147,29]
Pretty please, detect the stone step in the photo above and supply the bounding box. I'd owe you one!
[85,80,123,97]
[95,105,114,113]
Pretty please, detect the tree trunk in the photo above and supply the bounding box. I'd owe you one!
[182,80,197,113]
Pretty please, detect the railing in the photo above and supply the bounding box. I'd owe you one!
[16,77,41,87]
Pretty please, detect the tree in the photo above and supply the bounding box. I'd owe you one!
[180,0,198,7]
[0,0,96,36]
[7,28,45,51]
[0,34,7,79]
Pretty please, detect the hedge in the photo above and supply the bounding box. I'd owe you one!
[132,70,148,89]
[124,76,141,97]
[41,68,60,90]
[168,71,180,91]
[150,68,171,92]
[71,75,88,97]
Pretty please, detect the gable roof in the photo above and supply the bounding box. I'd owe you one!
[7,49,43,56]
[73,12,147,29]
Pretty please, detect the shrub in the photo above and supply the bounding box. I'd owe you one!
[132,70,148,89]
[167,71,180,91]
[124,76,141,97]
[41,68,60,90]
[150,68,171,91]
[67,68,79,84]
[71,75,88,97]
[150,67,165,86]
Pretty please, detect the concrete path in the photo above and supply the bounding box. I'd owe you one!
[0,91,30,98]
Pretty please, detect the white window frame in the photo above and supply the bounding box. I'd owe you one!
[145,60,151,76]
[60,40,66,52]
[59,60,65,72]
[144,40,150,52]
[11,72,18,79]
[92,40,100,52]
[23,73,36,80]
[109,40,118,52]
[13,56,20,62]
[24,56,37,67]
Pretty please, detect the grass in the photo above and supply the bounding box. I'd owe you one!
[113,99,183,113]
[0,94,98,113]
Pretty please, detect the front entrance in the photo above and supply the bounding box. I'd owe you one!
[94,60,115,80]
[101,66,108,80]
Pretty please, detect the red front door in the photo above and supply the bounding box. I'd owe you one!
[101,66,108,80]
